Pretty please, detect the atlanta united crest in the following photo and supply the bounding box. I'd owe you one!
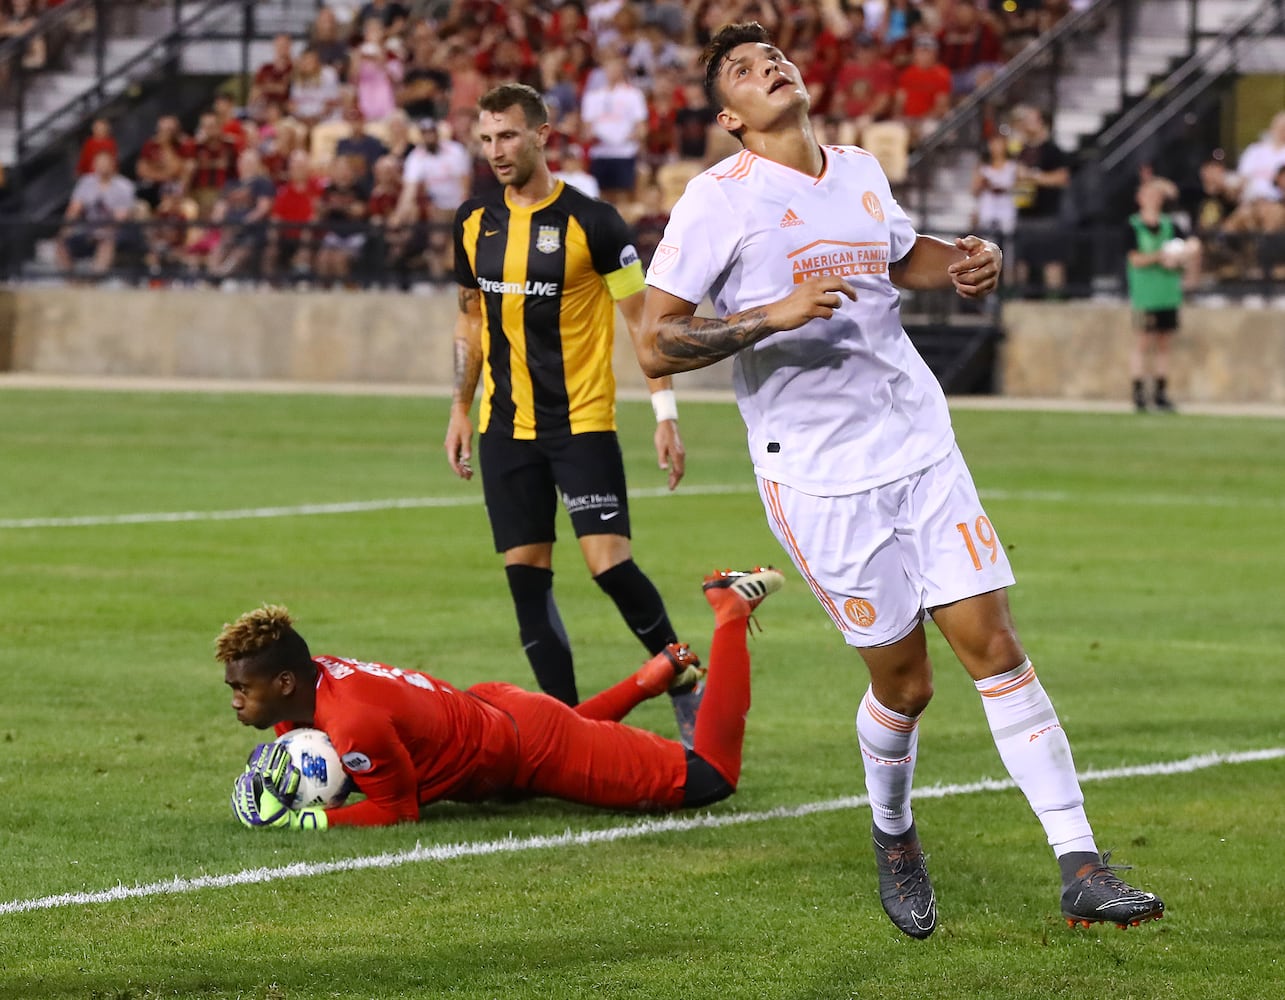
[536,225,562,254]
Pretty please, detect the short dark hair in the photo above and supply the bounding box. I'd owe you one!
[478,83,549,128]
[215,605,314,679]
[701,21,772,109]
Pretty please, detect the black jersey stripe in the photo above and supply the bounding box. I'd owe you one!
[472,205,512,436]
[524,206,572,437]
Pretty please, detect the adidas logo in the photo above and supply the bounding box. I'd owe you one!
[779,209,804,228]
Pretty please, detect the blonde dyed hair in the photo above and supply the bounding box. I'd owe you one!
[215,604,296,664]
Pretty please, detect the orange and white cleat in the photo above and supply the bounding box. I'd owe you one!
[702,566,784,621]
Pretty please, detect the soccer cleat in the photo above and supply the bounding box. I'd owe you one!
[635,642,704,699]
[702,567,785,618]
[1061,853,1165,929]
[872,823,938,939]
[665,642,705,693]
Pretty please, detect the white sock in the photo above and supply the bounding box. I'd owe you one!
[975,659,1098,856]
[856,687,919,836]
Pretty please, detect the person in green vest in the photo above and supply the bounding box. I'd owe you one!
[1126,178,1198,412]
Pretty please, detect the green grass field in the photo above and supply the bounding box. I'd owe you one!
[1,386,1283,1000]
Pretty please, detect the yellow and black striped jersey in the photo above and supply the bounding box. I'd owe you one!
[453,180,645,439]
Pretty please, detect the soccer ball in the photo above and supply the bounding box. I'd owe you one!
[1161,237,1189,267]
[275,728,351,808]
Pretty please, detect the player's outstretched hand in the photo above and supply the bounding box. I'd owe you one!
[244,740,302,804]
[949,236,1002,298]
[444,407,475,480]
[654,419,686,491]
[231,772,329,830]
[767,275,857,332]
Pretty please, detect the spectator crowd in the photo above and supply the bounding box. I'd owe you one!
[30,0,1284,292]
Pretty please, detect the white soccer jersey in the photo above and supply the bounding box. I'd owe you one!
[646,145,956,496]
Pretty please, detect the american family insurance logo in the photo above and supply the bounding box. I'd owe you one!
[789,239,889,284]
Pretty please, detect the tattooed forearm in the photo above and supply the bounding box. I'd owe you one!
[457,286,480,314]
[654,309,772,367]
[452,336,482,405]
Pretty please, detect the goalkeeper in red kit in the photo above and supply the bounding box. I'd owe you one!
[224,568,783,830]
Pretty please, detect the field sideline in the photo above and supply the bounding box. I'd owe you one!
[1,384,1283,1000]
[4,747,1280,918]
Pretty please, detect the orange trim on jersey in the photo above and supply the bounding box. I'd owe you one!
[862,692,919,733]
[978,664,1037,699]
[787,239,889,258]
[761,479,849,631]
[711,150,755,181]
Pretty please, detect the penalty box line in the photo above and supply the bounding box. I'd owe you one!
[2,747,1281,916]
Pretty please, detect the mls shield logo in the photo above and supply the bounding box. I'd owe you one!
[536,225,562,254]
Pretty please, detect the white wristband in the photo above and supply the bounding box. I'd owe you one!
[650,389,678,423]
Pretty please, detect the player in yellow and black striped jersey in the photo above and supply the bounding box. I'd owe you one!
[444,83,701,746]
[453,170,642,440]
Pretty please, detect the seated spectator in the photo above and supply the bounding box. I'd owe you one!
[673,73,715,164]
[373,108,415,163]
[135,114,196,208]
[290,47,344,130]
[938,0,1003,96]
[398,33,450,121]
[1233,112,1285,207]
[356,0,410,35]
[308,5,350,73]
[142,183,196,281]
[366,153,405,228]
[630,180,669,268]
[399,118,471,279]
[76,118,118,176]
[894,36,952,141]
[833,34,897,137]
[334,104,389,191]
[262,119,305,185]
[881,0,922,49]
[206,149,277,279]
[55,152,135,276]
[348,19,402,123]
[190,112,240,217]
[213,93,248,151]
[553,145,600,198]
[0,0,46,70]
[992,0,1042,57]
[265,149,323,283]
[250,34,295,124]
[314,156,370,286]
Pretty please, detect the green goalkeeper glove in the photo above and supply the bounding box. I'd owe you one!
[231,771,329,830]
[244,741,302,802]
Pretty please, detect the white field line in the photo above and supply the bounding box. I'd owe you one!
[1,483,1280,531]
[2,747,1280,916]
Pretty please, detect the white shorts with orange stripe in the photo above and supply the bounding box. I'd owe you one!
[757,445,1016,648]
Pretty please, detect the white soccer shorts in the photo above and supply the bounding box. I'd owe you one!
[757,445,1016,648]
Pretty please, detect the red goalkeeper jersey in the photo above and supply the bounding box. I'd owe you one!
[274,655,690,827]
[276,655,521,827]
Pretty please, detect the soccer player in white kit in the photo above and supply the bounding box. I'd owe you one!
[633,22,1164,939]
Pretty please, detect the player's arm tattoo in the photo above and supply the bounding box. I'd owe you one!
[452,287,483,406]
[652,309,772,366]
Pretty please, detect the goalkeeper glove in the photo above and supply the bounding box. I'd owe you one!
[231,771,329,830]
[244,740,302,804]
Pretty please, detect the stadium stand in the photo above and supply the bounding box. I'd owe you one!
[0,0,1282,314]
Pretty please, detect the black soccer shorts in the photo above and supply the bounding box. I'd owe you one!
[478,430,632,553]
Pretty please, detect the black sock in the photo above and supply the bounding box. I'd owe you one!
[1132,379,1147,408]
[1154,377,1169,403]
[505,564,577,705]
[1058,850,1101,887]
[593,559,677,657]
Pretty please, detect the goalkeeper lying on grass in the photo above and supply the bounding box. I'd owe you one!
[221,567,783,829]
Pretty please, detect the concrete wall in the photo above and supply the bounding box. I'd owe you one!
[0,286,735,392]
[1000,302,1285,403]
[3,287,1285,403]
